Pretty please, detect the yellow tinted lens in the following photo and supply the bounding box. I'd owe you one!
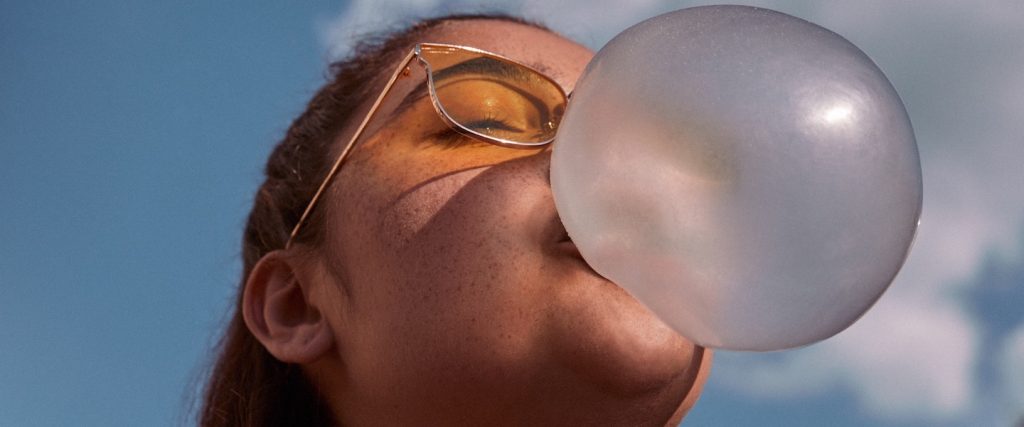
[419,45,565,144]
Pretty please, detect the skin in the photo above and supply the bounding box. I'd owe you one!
[244,19,712,426]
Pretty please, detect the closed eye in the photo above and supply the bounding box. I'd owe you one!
[428,118,524,148]
[429,127,477,148]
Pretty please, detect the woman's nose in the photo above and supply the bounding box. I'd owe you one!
[535,145,554,185]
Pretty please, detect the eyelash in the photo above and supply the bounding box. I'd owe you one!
[428,112,516,148]
[431,127,473,147]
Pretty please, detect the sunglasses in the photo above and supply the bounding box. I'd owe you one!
[286,43,569,248]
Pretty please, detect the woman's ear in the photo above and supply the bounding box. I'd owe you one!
[242,250,335,364]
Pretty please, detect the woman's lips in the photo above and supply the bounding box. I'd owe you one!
[547,213,586,261]
[548,218,612,281]
[555,229,583,259]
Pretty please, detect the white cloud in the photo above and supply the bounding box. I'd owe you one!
[716,292,979,421]
[316,0,444,59]
[319,0,1024,423]
[317,0,700,57]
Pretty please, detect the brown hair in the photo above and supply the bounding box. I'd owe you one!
[199,13,546,427]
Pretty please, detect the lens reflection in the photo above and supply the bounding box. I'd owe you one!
[419,44,565,144]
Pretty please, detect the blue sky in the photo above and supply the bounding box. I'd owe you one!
[2,1,1022,426]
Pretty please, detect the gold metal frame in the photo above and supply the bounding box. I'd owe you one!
[285,43,567,248]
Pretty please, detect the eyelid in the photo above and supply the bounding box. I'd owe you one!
[388,88,431,121]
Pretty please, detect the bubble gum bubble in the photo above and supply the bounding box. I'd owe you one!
[551,5,922,351]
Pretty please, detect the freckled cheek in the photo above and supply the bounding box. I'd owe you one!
[366,150,537,250]
[348,166,550,360]
[336,141,550,309]
[377,167,481,249]
[367,162,540,284]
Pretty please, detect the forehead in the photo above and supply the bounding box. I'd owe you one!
[412,19,593,91]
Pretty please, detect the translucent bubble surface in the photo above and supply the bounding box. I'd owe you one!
[551,5,922,351]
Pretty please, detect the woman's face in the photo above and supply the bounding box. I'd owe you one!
[311,19,711,425]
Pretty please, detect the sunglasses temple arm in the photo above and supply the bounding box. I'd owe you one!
[285,50,419,249]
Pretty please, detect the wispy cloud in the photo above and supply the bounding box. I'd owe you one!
[316,0,683,58]
[319,0,1024,423]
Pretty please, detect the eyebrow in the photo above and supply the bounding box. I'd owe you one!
[387,56,545,120]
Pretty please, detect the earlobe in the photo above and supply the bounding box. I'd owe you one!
[242,250,335,364]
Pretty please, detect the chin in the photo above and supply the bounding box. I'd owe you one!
[586,313,694,398]
[547,271,699,400]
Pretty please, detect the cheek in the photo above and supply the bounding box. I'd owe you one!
[380,167,473,249]
[364,141,550,262]
[339,162,569,411]
[375,157,550,304]
[336,147,555,349]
